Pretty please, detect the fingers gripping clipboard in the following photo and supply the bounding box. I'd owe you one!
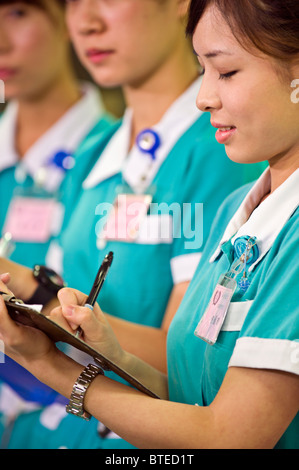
[2,293,160,399]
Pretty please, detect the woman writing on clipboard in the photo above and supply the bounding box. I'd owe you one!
[2,0,296,449]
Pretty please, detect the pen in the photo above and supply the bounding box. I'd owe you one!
[75,251,114,338]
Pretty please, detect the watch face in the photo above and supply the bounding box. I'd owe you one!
[33,265,65,293]
[48,270,65,288]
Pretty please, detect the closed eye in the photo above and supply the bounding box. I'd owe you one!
[219,71,238,80]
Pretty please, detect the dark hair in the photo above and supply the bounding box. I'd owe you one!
[0,0,65,9]
[186,0,299,62]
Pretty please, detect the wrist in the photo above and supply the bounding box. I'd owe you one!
[23,276,39,302]
[26,265,65,305]
[28,348,83,399]
[2,260,38,301]
[117,349,136,372]
[66,363,104,420]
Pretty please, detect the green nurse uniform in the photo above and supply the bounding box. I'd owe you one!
[167,168,299,449]
[0,83,113,447]
[0,83,111,267]
[5,77,266,449]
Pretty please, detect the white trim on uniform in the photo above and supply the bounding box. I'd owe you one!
[221,300,253,331]
[82,108,132,189]
[82,76,204,285]
[46,240,64,274]
[0,82,104,191]
[210,168,299,271]
[229,337,299,376]
[136,214,173,244]
[83,76,203,192]
[171,253,202,284]
[207,168,299,376]
[0,384,40,423]
[0,101,19,171]
[39,403,68,431]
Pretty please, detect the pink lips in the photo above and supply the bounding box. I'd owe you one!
[211,122,237,144]
[85,49,113,64]
[0,68,17,80]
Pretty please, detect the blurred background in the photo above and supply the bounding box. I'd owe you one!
[0,45,126,118]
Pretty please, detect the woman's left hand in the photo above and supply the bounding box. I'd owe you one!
[0,275,57,369]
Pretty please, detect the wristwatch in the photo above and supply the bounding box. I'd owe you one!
[27,265,65,305]
[66,363,104,421]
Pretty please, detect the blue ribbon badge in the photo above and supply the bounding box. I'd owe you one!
[234,236,259,293]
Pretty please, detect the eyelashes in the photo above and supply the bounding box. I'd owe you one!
[219,71,238,80]
[200,69,239,80]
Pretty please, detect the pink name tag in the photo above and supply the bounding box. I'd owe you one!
[4,196,58,243]
[102,194,152,243]
[194,277,236,345]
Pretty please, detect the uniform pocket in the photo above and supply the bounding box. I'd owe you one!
[202,300,254,401]
[221,300,254,332]
[136,214,173,244]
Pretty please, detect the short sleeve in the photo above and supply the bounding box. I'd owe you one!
[229,213,299,376]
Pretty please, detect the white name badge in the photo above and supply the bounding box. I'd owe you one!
[4,196,62,243]
[100,193,152,243]
[194,275,237,345]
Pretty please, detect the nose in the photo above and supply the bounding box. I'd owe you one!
[196,73,221,112]
[67,0,105,37]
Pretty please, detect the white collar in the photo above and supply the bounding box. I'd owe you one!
[0,82,104,178]
[210,167,299,270]
[83,76,203,191]
[0,101,19,171]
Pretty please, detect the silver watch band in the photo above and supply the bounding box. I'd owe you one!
[66,363,104,421]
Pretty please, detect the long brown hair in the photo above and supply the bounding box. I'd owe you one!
[186,0,299,62]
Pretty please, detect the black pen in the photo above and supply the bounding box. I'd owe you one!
[75,251,114,338]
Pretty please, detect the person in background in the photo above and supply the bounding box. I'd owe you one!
[0,0,113,447]
[0,0,111,267]
[0,0,266,449]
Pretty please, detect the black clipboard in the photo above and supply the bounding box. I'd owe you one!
[2,293,160,399]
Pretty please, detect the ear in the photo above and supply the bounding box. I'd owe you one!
[177,0,190,19]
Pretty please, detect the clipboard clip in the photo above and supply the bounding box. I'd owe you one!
[94,355,111,372]
[0,291,24,305]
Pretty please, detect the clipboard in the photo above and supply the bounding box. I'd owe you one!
[2,292,160,399]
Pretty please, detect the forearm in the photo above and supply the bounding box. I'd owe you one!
[32,353,298,450]
[28,347,83,399]
[117,349,168,400]
[85,376,215,449]
[31,348,214,449]
[2,284,297,449]
[106,314,167,373]
[0,258,37,300]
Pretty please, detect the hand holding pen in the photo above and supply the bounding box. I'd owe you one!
[75,252,114,338]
